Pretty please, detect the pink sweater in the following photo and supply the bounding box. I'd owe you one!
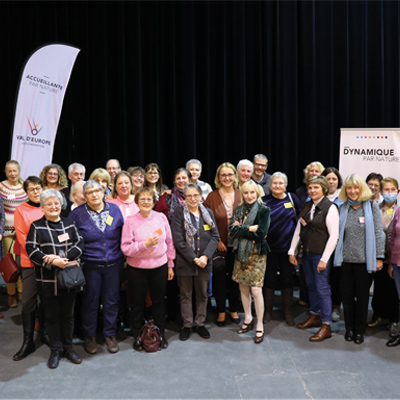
[107,196,140,221]
[121,210,175,269]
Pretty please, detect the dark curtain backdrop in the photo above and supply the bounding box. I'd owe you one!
[1,1,399,190]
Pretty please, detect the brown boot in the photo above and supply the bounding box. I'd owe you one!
[8,294,17,308]
[309,324,332,342]
[297,313,321,329]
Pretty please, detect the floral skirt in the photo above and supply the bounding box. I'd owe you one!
[232,253,267,287]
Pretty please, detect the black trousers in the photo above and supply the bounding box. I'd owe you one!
[371,263,399,322]
[341,262,373,335]
[212,247,240,313]
[42,291,77,352]
[264,251,294,289]
[330,265,342,307]
[127,263,168,337]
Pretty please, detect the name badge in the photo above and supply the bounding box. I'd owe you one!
[387,209,394,215]
[299,217,307,227]
[8,194,15,200]
[203,224,211,231]
[126,208,131,217]
[284,202,293,209]
[154,229,163,236]
[359,216,365,224]
[58,233,70,242]
[106,215,113,226]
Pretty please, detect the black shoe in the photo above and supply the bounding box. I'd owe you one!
[160,334,168,350]
[13,342,36,361]
[48,350,60,369]
[229,313,240,324]
[386,335,400,347]
[216,312,226,327]
[64,349,82,364]
[180,327,191,341]
[354,334,364,344]
[196,326,210,339]
[344,330,354,342]
[133,337,143,352]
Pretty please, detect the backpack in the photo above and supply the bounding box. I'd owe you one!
[139,319,161,352]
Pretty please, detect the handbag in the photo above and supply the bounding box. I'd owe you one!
[0,238,20,283]
[212,251,226,272]
[139,319,161,352]
[57,261,86,290]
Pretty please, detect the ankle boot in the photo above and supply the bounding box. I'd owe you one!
[13,312,36,361]
[263,288,274,323]
[282,288,295,326]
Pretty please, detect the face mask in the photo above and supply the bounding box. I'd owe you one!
[383,193,397,204]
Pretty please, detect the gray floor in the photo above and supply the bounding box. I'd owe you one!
[1,287,399,400]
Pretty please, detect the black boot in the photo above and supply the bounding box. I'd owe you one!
[13,312,36,361]
[282,288,295,326]
[263,288,274,323]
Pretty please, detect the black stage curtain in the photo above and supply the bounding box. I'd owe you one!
[1,1,399,189]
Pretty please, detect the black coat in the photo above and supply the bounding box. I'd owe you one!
[171,205,220,277]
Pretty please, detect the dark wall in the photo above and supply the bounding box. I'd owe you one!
[1,1,399,190]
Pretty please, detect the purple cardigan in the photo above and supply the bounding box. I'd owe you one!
[69,202,124,264]
[390,207,400,266]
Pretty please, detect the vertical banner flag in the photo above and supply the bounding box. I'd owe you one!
[11,43,80,178]
[339,128,400,183]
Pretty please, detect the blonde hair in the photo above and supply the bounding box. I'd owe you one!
[89,168,111,186]
[303,161,324,183]
[240,180,263,205]
[339,174,372,202]
[381,177,399,190]
[5,160,23,185]
[214,162,239,189]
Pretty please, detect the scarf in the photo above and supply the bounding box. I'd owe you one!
[231,200,260,262]
[333,200,377,272]
[183,202,215,251]
[167,186,186,220]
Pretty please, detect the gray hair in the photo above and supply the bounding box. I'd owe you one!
[237,159,254,174]
[83,180,104,196]
[253,154,268,164]
[270,172,288,189]
[183,183,202,196]
[40,189,63,207]
[70,180,86,202]
[186,159,202,172]
[68,162,86,174]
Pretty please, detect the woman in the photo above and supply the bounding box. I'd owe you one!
[289,176,339,342]
[107,171,139,219]
[204,162,241,326]
[263,172,301,326]
[69,180,124,355]
[366,172,383,203]
[13,176,45,361]
[26,190,84,368]
[295,161,324,205]
[171,183,219,340]
[40,164,69,212]
[121,187,175,351]
[127,166,146,193]
[186,159,213,199]
[321,167,344,322]
[144,163,168,202]
[333,174,385,344]
[236,159,254,189]
[155,168,191,221]
[368,178,399,338]
[0,160,28,307]
[89,168,112,197]
[69,181,86,212]
[230,180,271,344]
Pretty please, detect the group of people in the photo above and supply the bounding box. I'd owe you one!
[1,155,399,370]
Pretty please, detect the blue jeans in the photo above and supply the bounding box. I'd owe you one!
[391,264,400,322]
[302,252,332,323]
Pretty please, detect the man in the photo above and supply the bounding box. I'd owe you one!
[61,162,86,216]
[106,159,121,185]
[252,154,271,196]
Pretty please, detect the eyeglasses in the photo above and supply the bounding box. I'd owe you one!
[147,172,159,176]
[186,194,201,200]
[43,202,61,209]
[85,188,102,196]
[254,163,267,168]
[27,186,42,193]
[47,172,59,177]
[138,198,153,203]
[219,173,235,179]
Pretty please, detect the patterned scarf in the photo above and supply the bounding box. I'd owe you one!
[166,186,186,221]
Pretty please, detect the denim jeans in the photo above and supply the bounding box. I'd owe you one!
[302,252,332,323]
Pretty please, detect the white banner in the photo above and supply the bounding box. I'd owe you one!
[339,128,400,183]
[11,43,80,179]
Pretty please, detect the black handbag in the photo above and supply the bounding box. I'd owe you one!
[57,261,86,290]
[212,251,226,272]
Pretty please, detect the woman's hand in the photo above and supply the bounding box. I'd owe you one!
[376,259,383,272]
[317,260,327,273]
[232,220,242,226]
[249,225,258,232]
[167,267,174,280]
[144,233,159,248]
[194,255,208,268]
[388,263,394,279]
[217,241,227,253]
[43,254,61,264]
[52,258,70,269]
[289,255,298,266]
